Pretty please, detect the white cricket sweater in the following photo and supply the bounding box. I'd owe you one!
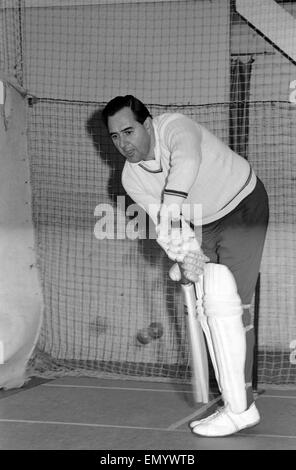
[122,113,257,226]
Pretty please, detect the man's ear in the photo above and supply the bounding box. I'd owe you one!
[143,117,153,134]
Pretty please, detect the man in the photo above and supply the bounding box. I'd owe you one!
[101,95,269,437]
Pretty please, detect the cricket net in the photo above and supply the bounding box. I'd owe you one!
[0,0,295,385]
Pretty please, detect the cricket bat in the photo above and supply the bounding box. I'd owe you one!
[180,269,209,403]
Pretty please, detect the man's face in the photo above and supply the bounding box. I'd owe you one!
[107,107,152,164]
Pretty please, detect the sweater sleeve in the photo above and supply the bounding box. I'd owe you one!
[161,115,202,208]
[122,170,160,226]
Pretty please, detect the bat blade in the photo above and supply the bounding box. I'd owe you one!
[181,280,209,404]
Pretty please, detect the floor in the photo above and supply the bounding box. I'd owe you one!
[0,376,295,450]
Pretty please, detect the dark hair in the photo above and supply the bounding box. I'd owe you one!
[101,95,152,128]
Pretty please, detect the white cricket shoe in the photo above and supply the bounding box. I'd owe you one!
[190,403,260,437]
[189,407,223,430]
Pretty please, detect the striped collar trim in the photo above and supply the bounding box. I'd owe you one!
[138,163,163,173]
[137,120,162,173]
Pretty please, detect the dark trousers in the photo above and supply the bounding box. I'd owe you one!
[200,178,269,406]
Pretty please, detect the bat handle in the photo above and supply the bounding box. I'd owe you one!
[169,219,192,285]
[177,262,193,286]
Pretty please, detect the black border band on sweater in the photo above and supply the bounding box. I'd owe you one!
[164,189,188,199]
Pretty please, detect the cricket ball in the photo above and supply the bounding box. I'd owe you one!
[148,322,164,340]
[136,328,151,345]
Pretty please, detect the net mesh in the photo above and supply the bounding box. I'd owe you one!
[0,0,295,385]
[0,0,23,85]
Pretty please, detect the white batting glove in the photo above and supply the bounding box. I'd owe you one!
[181,251,209,281]
[156,208,201,262]
[168,263,182,281]
[156,202,181,253]
[169,252,209,283]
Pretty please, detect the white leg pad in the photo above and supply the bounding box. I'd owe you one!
[198,263,247,413]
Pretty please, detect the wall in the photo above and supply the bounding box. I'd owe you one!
[0,86,43,389]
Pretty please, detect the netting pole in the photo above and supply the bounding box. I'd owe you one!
[252,272,260,392]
